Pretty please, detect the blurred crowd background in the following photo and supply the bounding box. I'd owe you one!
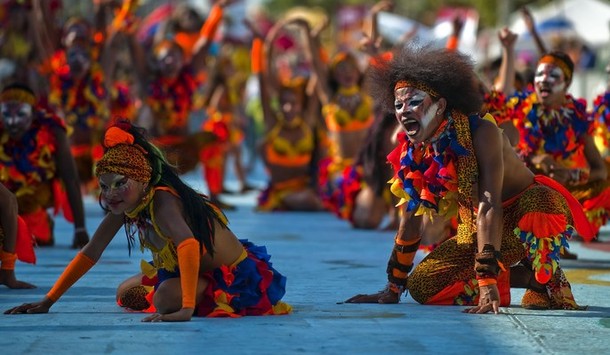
[25,0,609,102]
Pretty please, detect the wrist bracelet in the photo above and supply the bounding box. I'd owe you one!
[477,278,497,287]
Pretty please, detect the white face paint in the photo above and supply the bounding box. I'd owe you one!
[420,101,439,136]
[534,63,567,107]
[394,87,441,143]
[1,101,33,139]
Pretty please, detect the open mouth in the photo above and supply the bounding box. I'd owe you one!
[402,118,420,136]
[538,86,552,97]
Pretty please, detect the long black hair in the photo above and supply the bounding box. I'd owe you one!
[102,119,226,257]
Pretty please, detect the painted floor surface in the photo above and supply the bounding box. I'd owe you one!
[1,170,610,355]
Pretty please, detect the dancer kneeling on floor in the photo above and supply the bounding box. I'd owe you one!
[5,120,291,321]
[345,45,593,313]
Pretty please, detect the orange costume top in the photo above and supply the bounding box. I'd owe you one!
[322,86,374,133]
[264,115,314,168]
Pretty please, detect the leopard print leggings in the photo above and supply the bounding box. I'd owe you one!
[408,182,572,305]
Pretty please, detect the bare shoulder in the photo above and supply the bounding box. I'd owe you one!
[473,117,501,138]
[472,117,503,153]
[152,188,183,215]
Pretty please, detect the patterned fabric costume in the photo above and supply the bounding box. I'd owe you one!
[200,109,242,195]
[591,90,610,156]
[509,91,610,237]
[121,186,291,317]
[389,112,585,309]
[48,61,109,189]
[0,110,73,244]
[147,66,213,174]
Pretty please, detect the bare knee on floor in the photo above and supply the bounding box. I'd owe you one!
[153,278,182,314]
[153,277,210,314]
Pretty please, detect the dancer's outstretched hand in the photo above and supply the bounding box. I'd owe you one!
[141,308,193,322]
[344,286,400,304]
[5,298,53,314]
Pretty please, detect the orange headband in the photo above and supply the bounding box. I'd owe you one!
[95,127,152,183]
[539,55,572,82]
[394,80,439,99]
[0,88,36,106]
[330,52,352,70]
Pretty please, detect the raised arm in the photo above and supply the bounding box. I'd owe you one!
[494,27,520,145]
[293,17,331,105]
[521,7,547,56]
[446,15,464,51]
[495,27,518,94]
[244,18,275,128]
[191,0,234,73]
[366,1,394,53]
[30,0,60,67]
[124,28,149,91]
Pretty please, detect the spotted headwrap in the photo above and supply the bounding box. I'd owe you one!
[0,86,36,106]
[95,126,152,183]
[394,80,440,100]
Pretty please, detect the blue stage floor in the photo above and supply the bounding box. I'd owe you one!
[1,167,610,354]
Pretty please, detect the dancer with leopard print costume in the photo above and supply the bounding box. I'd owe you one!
[346,46,594,312]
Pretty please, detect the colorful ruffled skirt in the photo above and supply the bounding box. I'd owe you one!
[124,239,291,317]
[318,156,358,218]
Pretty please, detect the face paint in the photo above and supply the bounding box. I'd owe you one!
[155,45,183,77]
[67,46,92,78]
[534,63,567,107]
[99,173,144,214]
[394,87,441,143]
[334,59,359,87]
[1,101,33,139]
[279,89,303,119]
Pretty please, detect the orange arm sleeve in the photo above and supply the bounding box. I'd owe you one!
[199,5,224,41]
[0,250,17,271]
[46,252,96,302]
[446,35,459,51]
[177,238,201,309]
[251,38,263,74]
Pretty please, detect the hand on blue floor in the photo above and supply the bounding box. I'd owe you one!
[141,307,193,322]
[463,284,501,314]
[344,287,400,304]
[4,298,52,315]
